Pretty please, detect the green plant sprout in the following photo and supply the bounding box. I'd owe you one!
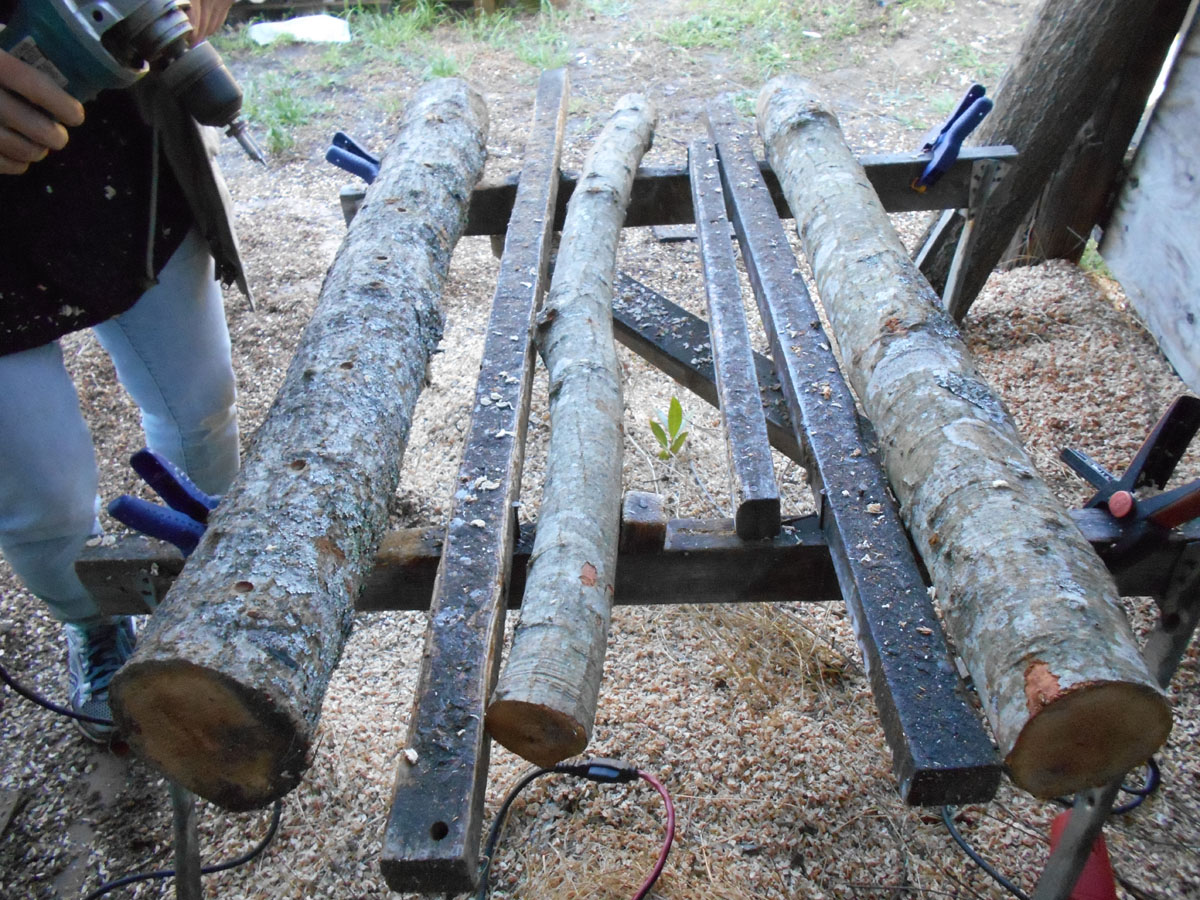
[649,396,689,460]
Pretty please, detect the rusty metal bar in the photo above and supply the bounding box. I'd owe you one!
[379,69,569,895]
[689,139,780,539]
[706,98,1002,806]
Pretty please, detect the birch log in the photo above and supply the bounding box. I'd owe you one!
[757,77,1170,799]
[110,79,488,811]
[484,94,657,767]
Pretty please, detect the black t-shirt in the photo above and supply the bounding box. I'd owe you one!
[0,4,193,354]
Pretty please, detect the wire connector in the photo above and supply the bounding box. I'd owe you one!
[555,758,639,784]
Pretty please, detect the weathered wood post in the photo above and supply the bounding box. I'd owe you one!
[758,76,1170,799]
[110,79,489,811]
[915,0,1192,320]
[485,94,658,767]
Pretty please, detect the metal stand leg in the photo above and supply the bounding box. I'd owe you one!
[169,781,203,900]
[1033,543,1200,900]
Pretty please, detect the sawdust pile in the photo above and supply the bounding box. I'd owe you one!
[2,2,1199,898]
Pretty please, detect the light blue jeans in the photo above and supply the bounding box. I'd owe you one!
[0,229,239,623]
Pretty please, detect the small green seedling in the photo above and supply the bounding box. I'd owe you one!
[650,396,689,460]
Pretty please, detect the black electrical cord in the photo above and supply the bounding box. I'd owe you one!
[1052,758,1162,815]
[0,658,113,725]
[476,758,675,900]
[82,799,283,900]
[1,658,284,895]
[942,760,1164,900]
[941,806,1032,900]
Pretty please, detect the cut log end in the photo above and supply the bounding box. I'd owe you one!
[1005,681,1172,799]
[484,699,588,768]
[111,661,307,811]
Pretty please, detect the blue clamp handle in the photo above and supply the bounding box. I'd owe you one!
[326,131,380,184]
[130,448,218,524]
[919,83,986,152]
[108,495,207,557]
[913,85,992,191]
[107,448,220,557]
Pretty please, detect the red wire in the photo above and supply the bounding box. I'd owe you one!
[633,770,675,900]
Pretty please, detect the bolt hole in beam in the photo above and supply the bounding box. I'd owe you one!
[429,822,450,841]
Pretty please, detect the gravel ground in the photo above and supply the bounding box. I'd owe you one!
[2,2,1199,898]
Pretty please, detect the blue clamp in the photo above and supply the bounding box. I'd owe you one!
[325,131,380,185]
[913,84,993,192]
[107,449,219,557]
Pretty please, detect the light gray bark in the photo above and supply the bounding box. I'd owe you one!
[759,76,1169,799]
[110,79,488,811]
[485,94,657,767]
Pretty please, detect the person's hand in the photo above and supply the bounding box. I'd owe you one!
[186,0,237,43]
[0,50,85,175]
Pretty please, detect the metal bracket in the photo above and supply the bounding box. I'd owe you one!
[941,158,1010,319]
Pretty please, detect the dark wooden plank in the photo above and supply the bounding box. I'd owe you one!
[619,491,667,553]
[379,69,569,895]
[438,146,1021,236]
[689,139,780,539]
[78,513,1200,616]
[612,273,800,463]
[707,98,1002,806]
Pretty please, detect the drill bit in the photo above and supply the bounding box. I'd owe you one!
[227,119,268,166]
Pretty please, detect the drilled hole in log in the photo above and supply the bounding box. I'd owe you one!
[429,821,449,841]
[232,581,254,594]
[288,459,307,471]
[339,361,354,370]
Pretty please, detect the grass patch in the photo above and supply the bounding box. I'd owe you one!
[422,47,469,79]
[350,0,445,54]
[514,17,571,69]
[1080,238,1114,279]
[655,0,892,80]
[241,72,333,155]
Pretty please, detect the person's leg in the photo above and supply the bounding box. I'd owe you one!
[0,341,102,623]
[93,228,240,496]
[0,341,132,742]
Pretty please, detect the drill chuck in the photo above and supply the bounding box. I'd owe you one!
[156,40,241,128]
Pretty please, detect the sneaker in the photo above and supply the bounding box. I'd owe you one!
[64,616,136,743]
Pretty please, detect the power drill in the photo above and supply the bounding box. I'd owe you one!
[0,0,265,162]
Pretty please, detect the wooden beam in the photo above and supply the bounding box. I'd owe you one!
[75,512,1200,617]
[380,69,569,895]
[689,139,780,539]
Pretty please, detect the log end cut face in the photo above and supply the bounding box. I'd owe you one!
[1005,676,1171,799]
[111,661,308,811]
[485,699,588,768]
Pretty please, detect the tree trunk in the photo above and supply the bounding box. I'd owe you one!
[915,0,1183,319]
[485,94,657,767]
[110,79,488,812]
[759,76,1170,799]
[1004,0,1191,266]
